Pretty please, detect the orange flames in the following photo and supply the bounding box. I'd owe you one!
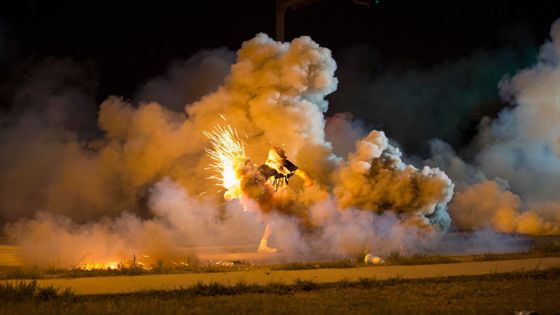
[76,254,155,271]
[80,262,120,270]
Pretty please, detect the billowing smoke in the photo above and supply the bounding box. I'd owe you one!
[333,130,453,230]
[0,58,100,222]
[330,41,536,156]
[1,33,456,266]
[450,181,559,234]
[134,48,235,112]
[476,18,560,202]
[428,18,560,235]
[6,178,264,267]
[325,112,367,157]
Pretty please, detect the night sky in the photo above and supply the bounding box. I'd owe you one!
[1,0,560,152]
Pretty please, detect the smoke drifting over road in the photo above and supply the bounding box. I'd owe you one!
[430,18,560,235]
[1,18,560,267]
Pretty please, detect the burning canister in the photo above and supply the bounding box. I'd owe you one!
[364,253,385,265]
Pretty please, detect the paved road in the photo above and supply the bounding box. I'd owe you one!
[0,246,22,266]
[3,257,559,295]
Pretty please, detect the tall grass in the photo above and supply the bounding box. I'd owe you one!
[1,267,558,304]
[117,267,560,298]
[2,243,559,280]
[0,280,75,302]
[269,259,357,270]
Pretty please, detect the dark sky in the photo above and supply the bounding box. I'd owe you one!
[1,0,559,105]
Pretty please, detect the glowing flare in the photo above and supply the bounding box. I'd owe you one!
[204,125,246,199]
[80,262,119,270]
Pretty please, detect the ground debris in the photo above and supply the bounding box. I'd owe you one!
[213,260,253,267]
[364,253,385,265]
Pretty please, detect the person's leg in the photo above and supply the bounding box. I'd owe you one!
[257,223,278,253]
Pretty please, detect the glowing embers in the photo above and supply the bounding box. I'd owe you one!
[80,262,120,271]
[77,255,155,271]
[204,124,247,200]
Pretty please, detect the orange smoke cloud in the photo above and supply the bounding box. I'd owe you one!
[0,32,466,267]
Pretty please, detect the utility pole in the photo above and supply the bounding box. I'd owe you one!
[275,0,320,41]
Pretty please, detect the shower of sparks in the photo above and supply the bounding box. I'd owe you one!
[203,125,246,194]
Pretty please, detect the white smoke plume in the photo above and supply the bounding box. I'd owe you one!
[6,178,264,267]
[467,18,560,235]
[429,139,560,235]
[476,18,560,202]
[2,33,456,266]
[425,19,560,235]
[330,40,537,156]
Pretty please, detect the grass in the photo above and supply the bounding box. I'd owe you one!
[1,241,559,280]
[0,268,558,315]
[0,259,371,280]
[0,259,360,280]
[0,260,260,280]
[268,259,358,270]
[384,251,458,265]
[470,241,560,262]
[4,267,560,298]
[0,280,75,302]
[119,267,560,296]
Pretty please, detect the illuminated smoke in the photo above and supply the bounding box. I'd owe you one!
[427,18,560,235]
[1,32,458,266]
[334,130,454,231]
[476,18,560,202]
[325,112,367,157]
[450,181,559,234]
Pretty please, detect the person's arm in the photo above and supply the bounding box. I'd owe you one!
[284,160,313,187]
